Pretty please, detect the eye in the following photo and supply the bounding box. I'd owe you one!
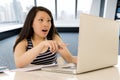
[38,19,43,22]
[47,19,51,22]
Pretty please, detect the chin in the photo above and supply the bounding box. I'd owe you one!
[40,33,48,38]
[42,35,47,38]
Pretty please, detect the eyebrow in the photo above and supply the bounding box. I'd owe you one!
[38,17,51,20]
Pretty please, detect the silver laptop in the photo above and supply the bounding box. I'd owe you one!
[41,13,119,74]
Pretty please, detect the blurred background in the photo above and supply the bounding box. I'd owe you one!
[0,0,119,70]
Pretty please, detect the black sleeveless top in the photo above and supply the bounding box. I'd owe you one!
[26,38,57,65]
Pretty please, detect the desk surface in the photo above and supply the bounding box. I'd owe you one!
[0,57,120,80]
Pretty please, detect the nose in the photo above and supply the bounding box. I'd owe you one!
[43,21,49,27]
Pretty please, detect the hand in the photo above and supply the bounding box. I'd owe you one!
[58,42,67,49]
[40,40,67,53]
[40,40,59,53]
[57,42,68,54]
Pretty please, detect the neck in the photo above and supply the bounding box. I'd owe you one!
[32,35,46,42]
[31,36,46,47]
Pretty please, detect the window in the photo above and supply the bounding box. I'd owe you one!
[115,0,120,20]
[15,0,34,23]
[0,0,34,25]
[77,0,93,19]
[57,0,75,20]
[0,0,103,28]
[36,0,55,19]
[0,0,16,24]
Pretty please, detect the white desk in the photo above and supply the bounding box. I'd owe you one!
[0,57,120,80]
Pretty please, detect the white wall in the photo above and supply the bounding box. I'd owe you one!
[103,0,117,19]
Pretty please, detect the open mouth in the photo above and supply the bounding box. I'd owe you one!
[42,29,48,32]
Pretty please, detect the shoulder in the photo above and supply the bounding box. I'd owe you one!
[15,39,28,50]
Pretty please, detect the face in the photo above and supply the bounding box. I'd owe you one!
[32,11,51,39]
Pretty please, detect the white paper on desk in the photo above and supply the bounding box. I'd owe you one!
[0,66,8,73]
[11,63,57,72]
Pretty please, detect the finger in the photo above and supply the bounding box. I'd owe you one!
[48,41,53,52]
[58,42,67,49]
[46,41,52,52]
[53,41,58,53]
[51,41,58,53]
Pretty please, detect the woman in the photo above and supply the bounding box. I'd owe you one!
[13,6,77,68]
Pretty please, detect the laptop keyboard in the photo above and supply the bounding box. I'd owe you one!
[41,63,77,74]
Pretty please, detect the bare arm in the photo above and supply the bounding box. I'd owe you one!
[14,35,77,68]
[14,38,65,68]
[14,39,49,68]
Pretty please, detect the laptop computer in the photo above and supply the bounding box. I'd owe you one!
[41,13,119,74]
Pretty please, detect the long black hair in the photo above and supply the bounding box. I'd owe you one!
[13,6,59,51]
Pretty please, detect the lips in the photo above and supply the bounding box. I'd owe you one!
[42,29,48,32]
[41,29,49,35]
